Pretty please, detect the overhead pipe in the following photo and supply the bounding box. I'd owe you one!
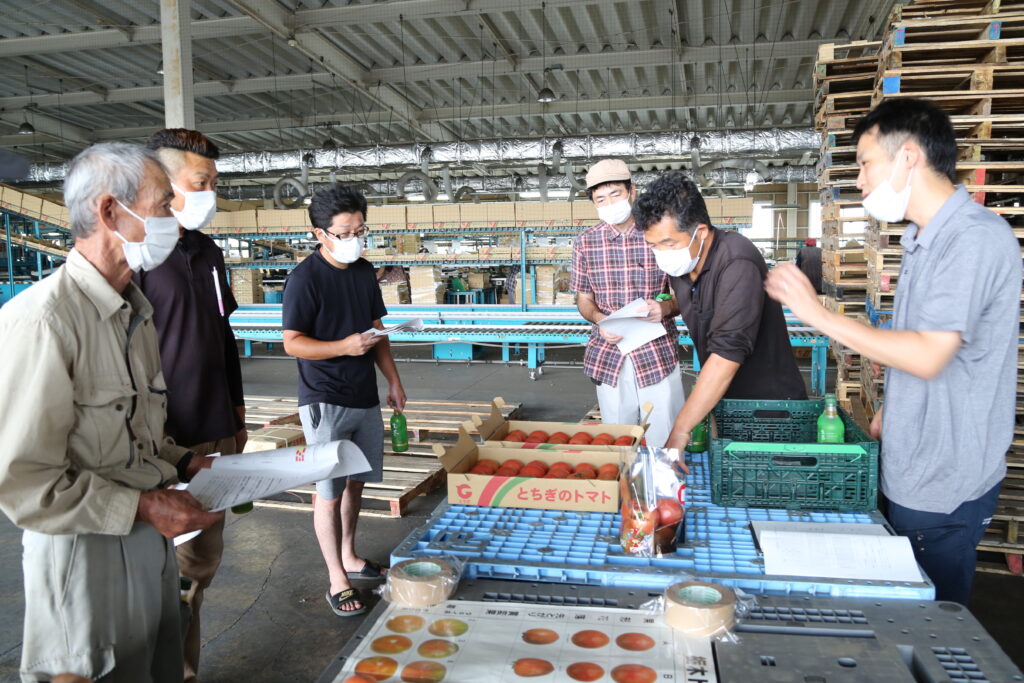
[26,128,819,183]
[395,170,439,202]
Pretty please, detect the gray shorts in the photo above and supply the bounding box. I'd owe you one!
[299,402,384,499]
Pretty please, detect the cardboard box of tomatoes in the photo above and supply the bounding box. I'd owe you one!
[434,427,623,512]
[470,397,648,450]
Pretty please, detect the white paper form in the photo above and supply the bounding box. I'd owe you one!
[597,298,668,354]
[365,318,425,337]
[186,440,369,512]
[750,521,891,545]
[760,530,924,583]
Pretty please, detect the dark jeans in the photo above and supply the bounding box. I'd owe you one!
[886,481,1001,605]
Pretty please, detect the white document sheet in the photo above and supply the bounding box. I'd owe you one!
[760,529,924,583]
[365,318,425,337]
[751,521,891,544]
[597,298,668,354]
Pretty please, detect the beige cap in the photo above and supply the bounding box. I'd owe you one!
[585,159,631,190]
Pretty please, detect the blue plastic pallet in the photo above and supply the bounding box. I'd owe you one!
[392,452,934,600]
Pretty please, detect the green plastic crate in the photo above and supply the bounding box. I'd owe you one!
[709,399,878,511]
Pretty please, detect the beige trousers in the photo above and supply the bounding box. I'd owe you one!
[20,522,182,683]
[176,435,236,683]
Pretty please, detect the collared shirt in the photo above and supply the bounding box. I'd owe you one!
[570,221,678,388]
[670,228,807,400]
[883,186,1019,514]
[135,230,244,446]
[0,249,187,536]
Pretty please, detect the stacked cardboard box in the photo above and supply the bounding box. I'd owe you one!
[517,265,571,305]
[380,281,411,305]
[466,271,491,290]
[230,269,263,304]
[409,266,445,304]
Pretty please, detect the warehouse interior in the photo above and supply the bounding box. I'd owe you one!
[0,0,1022,681]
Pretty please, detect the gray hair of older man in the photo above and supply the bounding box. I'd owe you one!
[64,142,164,240]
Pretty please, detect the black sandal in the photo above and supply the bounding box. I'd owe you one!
[325,588,367,617]
[346,559,387,580]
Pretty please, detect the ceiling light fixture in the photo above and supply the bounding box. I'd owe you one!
[17,121,35,135]
[536,3,556,104]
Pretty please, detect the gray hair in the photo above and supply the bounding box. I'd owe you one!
[63,142,163,239]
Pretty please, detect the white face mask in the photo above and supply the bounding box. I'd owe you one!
[862,159,915,223]
[653,229,705,277]
[114,200,180,272]
[325,233,365,264]
[597,198,633,226]
[171,183,217,230]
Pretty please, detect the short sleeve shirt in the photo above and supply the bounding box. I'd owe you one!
[283,251,387,409]
[881,186,1020,514]
[670,229,806,400]
[571,222,678,388]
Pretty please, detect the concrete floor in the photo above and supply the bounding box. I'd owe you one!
[0,348,1020,681]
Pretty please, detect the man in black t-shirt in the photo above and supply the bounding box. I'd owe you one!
[283,185,407,617]
[633,172,806,451]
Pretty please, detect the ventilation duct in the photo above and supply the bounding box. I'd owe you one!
[395,170,439,202]
[25,129,818,183]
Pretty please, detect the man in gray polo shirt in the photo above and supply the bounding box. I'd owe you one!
[766,98,1019,605]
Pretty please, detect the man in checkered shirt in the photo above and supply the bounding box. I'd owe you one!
[571,160,685,447]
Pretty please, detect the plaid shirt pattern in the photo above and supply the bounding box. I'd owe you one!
[571,222,678,388]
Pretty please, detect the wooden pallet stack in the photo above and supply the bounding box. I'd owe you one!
[241,396,522,518]
[814,40,881,410]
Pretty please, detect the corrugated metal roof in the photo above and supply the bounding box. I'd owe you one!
[0,0,895,165]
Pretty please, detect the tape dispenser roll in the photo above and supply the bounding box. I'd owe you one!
[386,559,459,607]
[663,581,736,636]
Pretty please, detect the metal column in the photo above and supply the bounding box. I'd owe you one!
[159,0,195,129]
[4,214,14,302]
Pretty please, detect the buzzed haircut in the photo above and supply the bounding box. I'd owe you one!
[146,129,220,159]
[852,98,957,183]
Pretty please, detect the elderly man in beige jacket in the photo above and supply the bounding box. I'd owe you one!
[0,142,221,683]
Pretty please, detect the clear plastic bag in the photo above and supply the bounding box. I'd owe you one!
[619,447,688,557]
[639,577,756,644]
[376,556,465,607]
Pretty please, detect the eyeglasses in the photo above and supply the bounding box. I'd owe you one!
[321,227,367,240]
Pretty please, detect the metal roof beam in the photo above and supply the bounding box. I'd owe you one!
[225,0,442,142]
[421,89,809,121]
[0,0,586,58]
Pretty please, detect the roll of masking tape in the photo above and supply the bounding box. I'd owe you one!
[387,559,459,607]
[663,581,736,636]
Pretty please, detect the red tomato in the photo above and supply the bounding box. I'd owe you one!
[615,632,656,651]
[469,463,494,475]
[610,663,658,683]
[614,435,634,446]
[504,433,526,442]
[597,463,619,480]
[495,466,519,477]
[512,658,554,677]
[354,656,398,681]
[570,629,610,649]
[400,660,446,682]
[655,497,683,526]
[566,662,605,681]
[502,459,524,471]
[546,434,570,444]
[569,432,593,444]
[521,628,559,645]
[519,464,546,477]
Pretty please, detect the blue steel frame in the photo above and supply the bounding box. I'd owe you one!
[230,303,830,395]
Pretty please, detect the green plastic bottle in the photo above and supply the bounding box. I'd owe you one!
[231,501,253,514]
[686,415,708,453]
[391,409,409,452]
[817,394,845,444]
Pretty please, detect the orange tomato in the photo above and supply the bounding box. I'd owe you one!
[615,632,656,651]
[521,627,559,645]
[610,664,657,683]
[477,459,500,471]
[417,639,459,658]
[427,619,469,637]
[519,464,546,477]
[400,660,447,682]
[597,463,619,480]
[370,635,413,654]
[512,658,554,677]
[354,656,398,681]
[344,675,378,683]
[614,435,634,446]
[566,662,605,682]
[502,459,524,471]
[386,615,425,633]
[570,629,610,649]
[546,434,570,444]
[569,432,593,444]
[469,463,494,475]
